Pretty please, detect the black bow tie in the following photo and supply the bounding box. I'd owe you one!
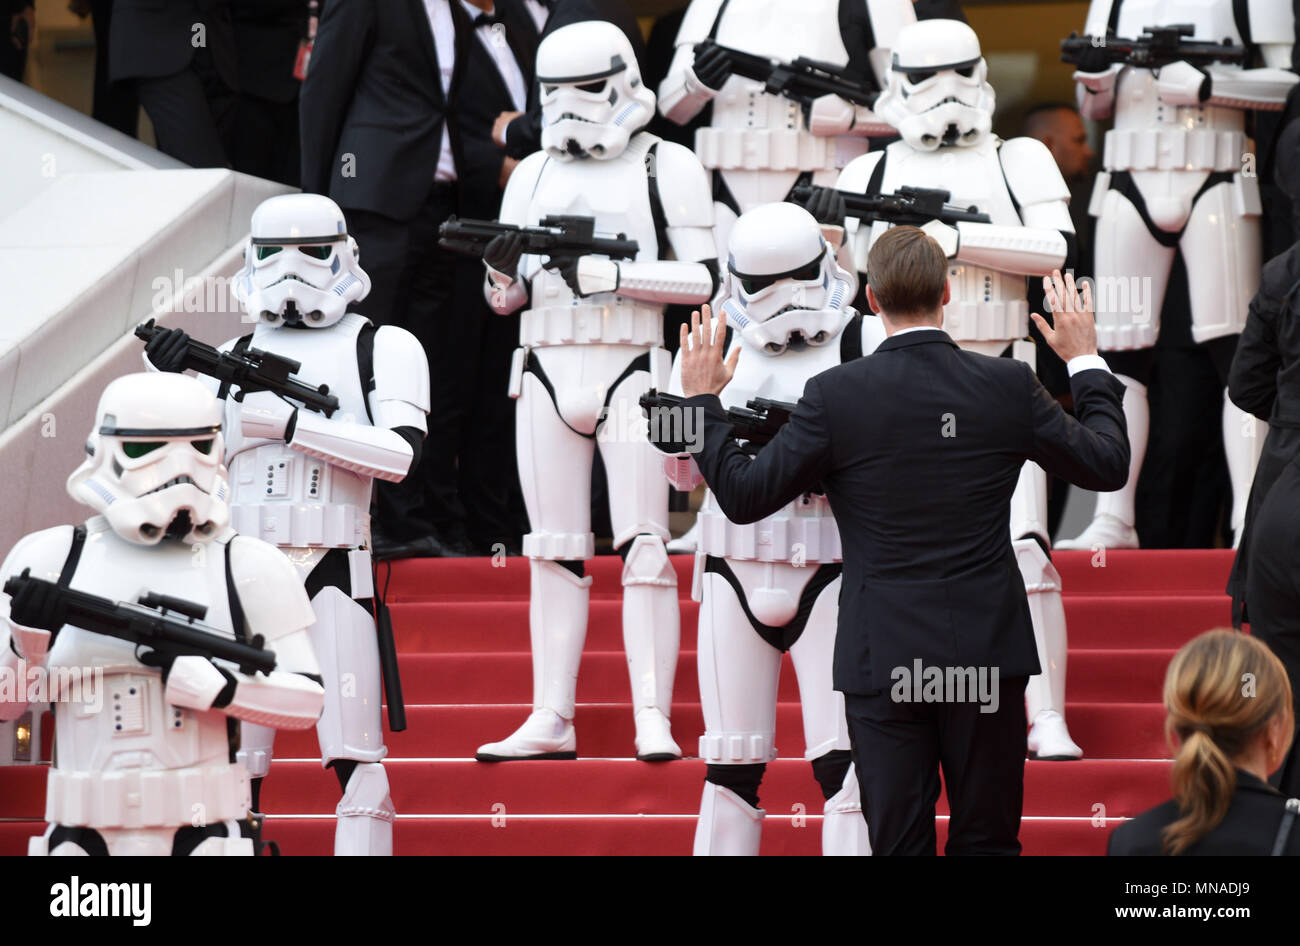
[474,11,501,27]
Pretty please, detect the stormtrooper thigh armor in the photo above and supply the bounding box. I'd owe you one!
[475,344,680,761]
[693,556,869,855]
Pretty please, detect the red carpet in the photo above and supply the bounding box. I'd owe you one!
[0,549,1235,855]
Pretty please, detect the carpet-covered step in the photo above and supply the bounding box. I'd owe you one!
[272,701,1171,761]
[388,595,1226,654]
[386,648,1176,704]
[0,758,1172,821]
[0,814,1131,856]
[386,550,1235,601]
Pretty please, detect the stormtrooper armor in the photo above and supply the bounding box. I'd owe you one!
[475,21,718,762]
[1059,0,1297,551]
[0,373,324,856]
[838,19,1083,760]
[667,203,885,855]
[145,194,430,856]
[657,0,916,259]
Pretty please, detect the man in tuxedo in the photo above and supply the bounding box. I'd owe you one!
[109,0,238,166]
[230,0,309,187]
[677,227,1130,855]
[302,0,512,557]
[491,0,646,158]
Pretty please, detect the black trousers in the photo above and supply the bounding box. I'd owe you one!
[348,184,524,546]
[133,47,236,167]
[230,93,300,188]
[91,0,139,137]
[844,674,1028,855]
[1244,457,1300,797]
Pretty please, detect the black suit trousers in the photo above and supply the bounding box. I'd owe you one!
[133,46,236,167]
[844,674,1028,855]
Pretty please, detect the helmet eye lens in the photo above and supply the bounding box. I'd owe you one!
[576,80,606,94]
[299,245,332,260]
[256,245,283,260]
[794,261,822,282]
[191,439,214,455]
[741,275,775,295]
[955,65,974,78]
[905,69,936,84]
[122,441,165,459]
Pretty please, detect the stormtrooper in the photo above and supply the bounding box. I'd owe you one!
[144,193,431,856]
[656,0,914,554]
[657,0,916,257]
[0,373,324,856]
[658,202,884,855]
[475,21,718,762]
[834,19,1083,760]
[1059,0,1297,550]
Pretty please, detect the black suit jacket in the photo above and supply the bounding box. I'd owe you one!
[109,0,239,87]
[456,0,539,218]
[1108,770,1300,855]
[503,0,647,159]
[299,0,464,221]
[686,329,1129,695]
[231,0,308,104]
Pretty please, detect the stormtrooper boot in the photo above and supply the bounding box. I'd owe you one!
[822,764,872,855]
[693,782,765,856]
[1056,374,1147,550]
[475,559,590,760]
[1018,538,1082,760]
[622,535,681,760]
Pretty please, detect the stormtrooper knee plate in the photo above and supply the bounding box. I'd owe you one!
[309,586,386,767]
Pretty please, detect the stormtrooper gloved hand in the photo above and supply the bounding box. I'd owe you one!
[691,41,733,91]
[485,231,525,283]
[801,185,847,229]
[144,327,191,373]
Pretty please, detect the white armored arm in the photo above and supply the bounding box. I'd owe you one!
[165,537,324,730]
[1072,0,1122,119]
[1166,0,1296,110]
[657,0,727,124]
[369,324,430,436]
[809,95,897,138]
[0,527,75,720]
[575,142,719,303]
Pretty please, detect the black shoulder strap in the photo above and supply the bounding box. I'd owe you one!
[1273,798,1300,855]
[645,142,670,255]
[357,321,377,425]
[996,141,1023,218]
[865,152,887,196]
[217,334,254,401]
[840,312,864,362]
[1232,0,1252,47]
[707,0,731,40]
[1106,0,1123,34]
[224,539,248,644]
[58,526,87,587]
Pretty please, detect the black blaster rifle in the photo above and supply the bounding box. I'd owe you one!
[1061,24,1247,71]
[438,214,640,262]
[640,389,797,456]
[3,571,277,676]
[790,184,992,227]
[693,38,879,110]
[134,319,340,417]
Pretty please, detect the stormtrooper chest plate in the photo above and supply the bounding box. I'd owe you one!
[45,525,244,795]
[223,316,374,548]
[521,142,666,348]
[876,142,1031,342]
[697,333,847,564]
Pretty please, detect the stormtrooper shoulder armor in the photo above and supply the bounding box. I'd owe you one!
[1248,0,1295,45]
[676,0,727,46]
[865,0,917,52]
[370,324,430,433]
[226,535,316,647]
[653,140,715,229]
[999,137,1071,208]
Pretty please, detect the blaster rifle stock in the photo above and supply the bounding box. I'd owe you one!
[134,320,339,417]
[3,570,277,676]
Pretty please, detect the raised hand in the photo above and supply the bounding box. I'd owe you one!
[680,303,740,398]
[1031,269,1098,364]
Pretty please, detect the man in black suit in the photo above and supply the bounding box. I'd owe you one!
[677,227,1130,855]
[301,0,483,556]
[491,0,646,159]
[109,0,238,166]
[230,0,309,187]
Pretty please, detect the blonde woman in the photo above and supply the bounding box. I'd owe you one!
[1109,630,1299,855]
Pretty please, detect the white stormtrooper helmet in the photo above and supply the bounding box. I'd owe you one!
[721,202,854,356]
[233,194,371,328]
[67,373,231,546]
[875,19,995,152]
[537,21,655,161]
